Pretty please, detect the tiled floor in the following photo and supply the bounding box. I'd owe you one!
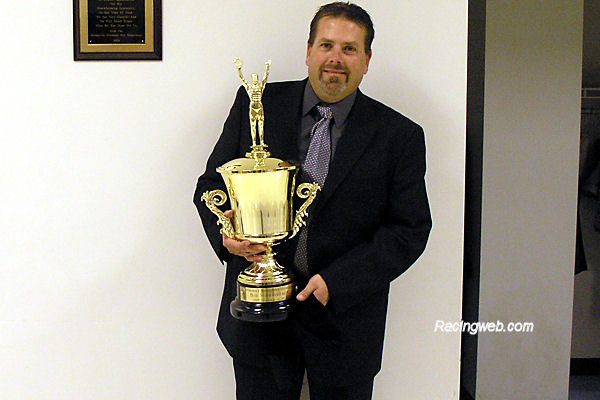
[570,376,600,400]
[297,375,600,399]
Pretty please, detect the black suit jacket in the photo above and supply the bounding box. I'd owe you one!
[194,79,432,385]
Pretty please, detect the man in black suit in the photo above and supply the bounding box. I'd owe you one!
[194,3,432,399]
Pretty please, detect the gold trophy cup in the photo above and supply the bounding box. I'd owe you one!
[201,59,319,322]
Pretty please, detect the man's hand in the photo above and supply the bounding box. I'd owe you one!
[222,210,267,262]
[296,274,330,306]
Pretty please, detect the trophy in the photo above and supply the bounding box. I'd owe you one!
[201,59,320,322]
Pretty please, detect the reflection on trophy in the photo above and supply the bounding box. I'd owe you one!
[201,59,320,322]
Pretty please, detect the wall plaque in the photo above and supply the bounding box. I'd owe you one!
[73,0,162,60]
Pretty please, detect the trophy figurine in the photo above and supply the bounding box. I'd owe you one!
[235,57,269,157]
[201,59,320,322]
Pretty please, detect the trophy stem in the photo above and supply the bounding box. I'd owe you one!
[245,144,271,160]
[249,243,275,270]
[242,243,286,282]
[265,244,274,257]
[230,242,296,322]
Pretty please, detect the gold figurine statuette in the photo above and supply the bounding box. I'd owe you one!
[235,58,270,158]
[201,59,320,322]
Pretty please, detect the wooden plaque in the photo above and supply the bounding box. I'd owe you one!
[74,0,162,60]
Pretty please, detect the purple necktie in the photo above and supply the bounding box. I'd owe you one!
[295,105,333,274]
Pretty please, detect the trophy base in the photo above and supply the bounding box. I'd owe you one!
[230,297,294,322]
[229,246,295,322]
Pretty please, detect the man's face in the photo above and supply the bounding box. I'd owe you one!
[306,16,372,103]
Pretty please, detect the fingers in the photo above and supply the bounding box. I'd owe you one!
[297,274,329,306]
[296,280,316,302]
[222,234,267,258]
[223,235,267,255]
[244,254,265,262]
[313,291,329,306]
[220,210,267,260]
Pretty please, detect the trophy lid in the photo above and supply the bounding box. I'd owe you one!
[217,156,297,174]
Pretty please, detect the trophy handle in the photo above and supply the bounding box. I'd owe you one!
[289,183,321,239]
[201,189,235,238]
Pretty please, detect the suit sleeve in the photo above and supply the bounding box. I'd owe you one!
[318,124,432,315]
[193,86,247,264]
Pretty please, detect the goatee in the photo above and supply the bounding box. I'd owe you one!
[318,66,349,97]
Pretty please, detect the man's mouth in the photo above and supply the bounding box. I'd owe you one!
[323,69,346,76]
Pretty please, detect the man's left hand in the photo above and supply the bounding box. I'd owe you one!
[296,274,329,306]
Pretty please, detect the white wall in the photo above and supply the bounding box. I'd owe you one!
[477,1,583,399]
[0,1,467,399]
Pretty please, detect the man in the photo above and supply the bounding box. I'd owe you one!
[194,3,431,399]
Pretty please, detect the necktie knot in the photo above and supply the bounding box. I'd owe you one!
[316,105,333,120]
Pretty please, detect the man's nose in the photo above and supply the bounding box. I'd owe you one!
[328,46,343,64]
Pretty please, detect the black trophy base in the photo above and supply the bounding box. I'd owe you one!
[230,297,294,322]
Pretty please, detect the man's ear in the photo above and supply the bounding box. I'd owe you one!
[364,51,372,74]
[306,43,312,67]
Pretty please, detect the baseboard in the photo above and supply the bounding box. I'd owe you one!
[571,358,600,375]
[460,385,475,400]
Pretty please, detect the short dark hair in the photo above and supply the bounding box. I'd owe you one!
[308,2,375,55]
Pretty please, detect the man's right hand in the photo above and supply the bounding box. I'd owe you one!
[222,210,267,262]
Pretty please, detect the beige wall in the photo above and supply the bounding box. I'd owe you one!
[0,1,467,399]
[477,1,583,399]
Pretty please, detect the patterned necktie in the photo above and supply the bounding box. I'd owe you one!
[295,105,333,274]
[304,105,333,186]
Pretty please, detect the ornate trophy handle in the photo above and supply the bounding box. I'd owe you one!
[289,183,321,239]
[201,189,235,238]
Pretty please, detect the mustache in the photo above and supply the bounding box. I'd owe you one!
[320,64,349,74]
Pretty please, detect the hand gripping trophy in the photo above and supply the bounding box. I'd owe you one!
[201,59,320,322]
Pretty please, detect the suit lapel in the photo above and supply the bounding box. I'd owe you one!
[313,90,378,215]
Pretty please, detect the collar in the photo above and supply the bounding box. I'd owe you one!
[302,80,357,126]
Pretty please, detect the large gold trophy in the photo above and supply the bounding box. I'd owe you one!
[201,59,320,322]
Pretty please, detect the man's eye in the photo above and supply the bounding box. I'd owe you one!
[344,46,356,52]
[321,43,332,48]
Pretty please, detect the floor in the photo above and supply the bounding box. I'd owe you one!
[296,375,600,399]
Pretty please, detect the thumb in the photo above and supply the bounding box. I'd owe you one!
[296,281,316,302]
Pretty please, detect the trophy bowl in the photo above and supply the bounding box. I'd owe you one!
[202,155,319,322]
